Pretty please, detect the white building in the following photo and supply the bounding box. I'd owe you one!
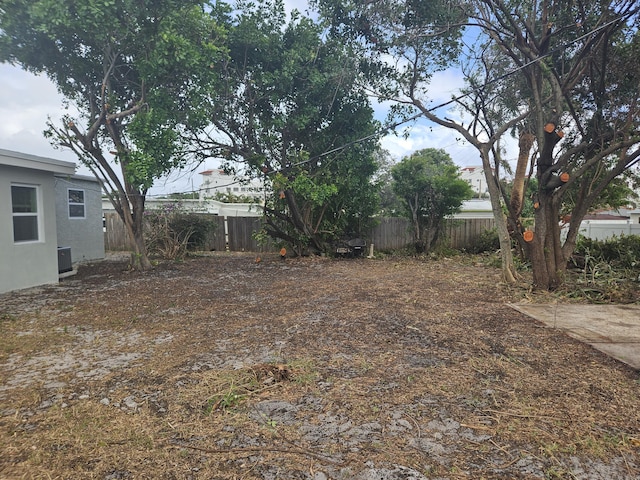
[459,166,489,198]
[199,169,266,202]
[1,149,104,293]
[101,197,262,217]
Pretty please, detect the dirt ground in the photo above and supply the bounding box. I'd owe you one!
[1,252,639,480]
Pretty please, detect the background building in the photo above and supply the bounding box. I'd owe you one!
[459,166,489,198]
[199,169,265,202]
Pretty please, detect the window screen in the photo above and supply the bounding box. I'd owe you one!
[11,185,39,242]
[68,189,86,218]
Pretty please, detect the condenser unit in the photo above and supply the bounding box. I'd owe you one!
[58,247,72,274]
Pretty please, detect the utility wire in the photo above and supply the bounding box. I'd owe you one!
[144,12,627,197]
[268,12,627,175]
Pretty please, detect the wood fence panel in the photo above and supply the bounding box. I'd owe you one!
[227,217,269,252]
[104,212,496,253]
[103,212,227,252]
[441,218,495,249]
[369,217,496,252]
[369,217,412,251]
[103,212,132,251]
[201,214,227,251]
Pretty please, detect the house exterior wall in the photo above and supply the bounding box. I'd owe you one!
[55,175,105,263]
[0,163,61,293]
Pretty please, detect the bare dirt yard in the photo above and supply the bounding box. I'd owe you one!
[1,253,639,479]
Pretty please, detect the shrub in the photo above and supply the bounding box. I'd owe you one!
[567,235,640,303]
[144,203,216,259]
[170,214,216,250]
[467,228,500,254]
[572,234,640,271]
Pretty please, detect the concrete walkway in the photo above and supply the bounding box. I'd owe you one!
[509,304,640,370]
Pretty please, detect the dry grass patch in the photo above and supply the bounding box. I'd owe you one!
[1,253,639,479]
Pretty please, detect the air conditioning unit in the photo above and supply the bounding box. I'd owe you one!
[58,247,72,274]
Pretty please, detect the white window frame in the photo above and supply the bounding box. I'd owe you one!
[11,183,42,244]
[68,188,86,219]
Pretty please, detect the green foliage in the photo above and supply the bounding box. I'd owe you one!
[166,192,199,200]
[170,215,216,251]
[467,228,501,254]
[317,0,640,291]
[374,150,404,216]
[212,191,258,204]
[391,148,473,253]
[0,0,227,269]
[467,1,640,290]
[314,0,466,104]
[290,171,339,205]
[197,0,381,254]
[572,235,640,273]
[204,388,245,414]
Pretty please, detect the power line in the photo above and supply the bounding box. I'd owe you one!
[142,12,628,197]
[272,12,627,174]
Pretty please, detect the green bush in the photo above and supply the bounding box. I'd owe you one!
[170,214,216,250]
[467,228,500,254]
[572,234,640,271]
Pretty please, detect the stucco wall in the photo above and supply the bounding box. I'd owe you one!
[0,164,60,293]
[55,175,105,263]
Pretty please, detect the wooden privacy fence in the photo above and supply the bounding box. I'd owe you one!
[104,213,133,251]
[441,218,496,250]
[370,217,496,250]
[103,212,496,253]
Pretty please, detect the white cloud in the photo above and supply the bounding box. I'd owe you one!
[381,122,483,167]
[0,65,79,164]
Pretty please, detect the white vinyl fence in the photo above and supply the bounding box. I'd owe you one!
[575,220,640,241]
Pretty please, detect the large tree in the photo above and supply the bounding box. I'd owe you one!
[392,148,473,253]
[193,0,381,254]
[462,0,640,289]
[314,0,525,280]
[0,0,225,269]
[317,0,640,289]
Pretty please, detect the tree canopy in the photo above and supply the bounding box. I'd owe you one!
[193,0,381,254]
[392,148,473,253]
[465,0,640,289]
[0,0,226,269]
[317,0,640,288]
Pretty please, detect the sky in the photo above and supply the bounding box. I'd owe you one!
[0,2,502,197]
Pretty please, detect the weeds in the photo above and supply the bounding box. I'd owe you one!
[204,384,246,413]
[144,203,216,260]
[201,361,313,414]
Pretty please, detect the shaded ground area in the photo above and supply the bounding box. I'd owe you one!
[1,253,639,479]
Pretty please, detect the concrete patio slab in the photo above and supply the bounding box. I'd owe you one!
[509,304,640,370]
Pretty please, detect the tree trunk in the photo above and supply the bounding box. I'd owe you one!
[480,148,517,284]
[129,226,153,270]
[530,120,565,289]
[409,194,425,253]
[269,190,326,254]
[119,192,153,271]
[510,132,535,217]
[530,195,564,290]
